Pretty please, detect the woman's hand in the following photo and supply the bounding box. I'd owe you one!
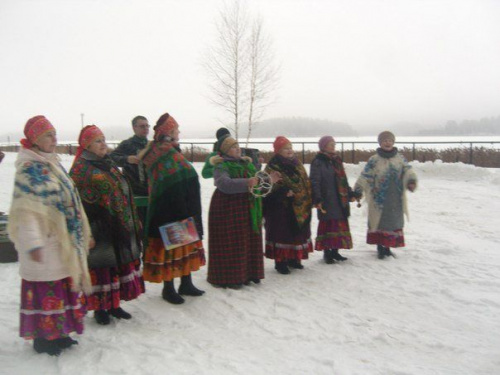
[286,190,295,197]
[29,248,42,262]
[247,177,259,188]
[407,182,416,192]
[269,171,282,184]
[315,203,327,214]
[89,237,96,250]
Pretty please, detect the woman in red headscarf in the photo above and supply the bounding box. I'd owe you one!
[263,136,313,274]
[70,125,144,325]
[8,116,92,356]
[138,113,205,304]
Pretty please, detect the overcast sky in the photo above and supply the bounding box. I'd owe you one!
[1,0,500,140]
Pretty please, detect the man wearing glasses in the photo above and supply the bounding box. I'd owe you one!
[110,115,150,197]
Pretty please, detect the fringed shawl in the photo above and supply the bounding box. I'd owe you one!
[265,154,312,228]
[8,147,92,293]
[355,148,417,231]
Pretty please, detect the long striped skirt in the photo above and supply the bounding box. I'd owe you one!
[208,190,264,285]
[85,259,144,311]
[315,219,353,250]
[20,277,86,340]
[143,238,205,283]
[367,229,405,247]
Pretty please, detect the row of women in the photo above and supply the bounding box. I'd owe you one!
[8,114,417,356]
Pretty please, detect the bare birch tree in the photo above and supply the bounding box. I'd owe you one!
[245,16,279,145]
[204,0,278,142]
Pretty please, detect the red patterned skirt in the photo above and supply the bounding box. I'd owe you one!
[20,277,86,340]
[208,190,264,285]
[85,259,144,311]
[143,238,205,283]
[265,240,313,262]
[315,219,353,250]
[367,229,405,247]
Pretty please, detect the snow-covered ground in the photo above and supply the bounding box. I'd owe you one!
[0,152,499,375]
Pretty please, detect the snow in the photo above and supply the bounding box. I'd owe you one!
[1,152,499,375]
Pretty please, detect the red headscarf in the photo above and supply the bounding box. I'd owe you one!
[21,115,55,149]
[153,113,179,142]
[273,136,291,153]
[73,125,105,163]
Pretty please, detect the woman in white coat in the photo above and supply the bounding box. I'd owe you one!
[8,116,92,356]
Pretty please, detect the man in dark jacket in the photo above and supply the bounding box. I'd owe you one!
[110,115,150,196]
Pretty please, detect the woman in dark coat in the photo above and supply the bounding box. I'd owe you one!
[139,113,205,304]
[263,136,313,274]
[310,136,360,263]
[70,125,144,325]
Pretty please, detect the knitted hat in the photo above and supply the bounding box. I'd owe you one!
[318,135,335,151]
[273,136,291,153]
[21,115,55,149]
[219,136,238,154]
[216,127,230,140]
[154,113,179,141]
[378,131,395,145]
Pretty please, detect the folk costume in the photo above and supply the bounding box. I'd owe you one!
[354,131,417,258]
[70,125,143,324]
[8,116,91,356]
[201,128,231,179]
[207,137,264,288]
[140,113,205,304]
[263,137,313,274]
[310,136,359,263]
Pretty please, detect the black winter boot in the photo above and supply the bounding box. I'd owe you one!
[377,245,386,259]
[34,338,62,356]
[55,336,78,349]
[323,249,335,264]
[94,310,110,325]
[287,259,304,269]
[109,307,132,319]
[275,261,291,274]
[384,247,395,258]
[332,249,348,261]
[179,274,205,296]
[162,280,185,304]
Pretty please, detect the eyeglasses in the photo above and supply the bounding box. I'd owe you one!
[135,124,150,129]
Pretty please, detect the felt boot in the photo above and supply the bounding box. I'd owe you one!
[55,336,78,349]
[94,310,110,325]
[34,338,62,356]
[275,261,291,274]
[323,249,335,264]
[109,307,132,319]
[162,280,185,304]
[179,274,205,296]
[377,245,386,259]
[332,249,348,261]
[288,259,304,269]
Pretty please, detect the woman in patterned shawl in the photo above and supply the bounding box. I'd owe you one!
[354,131,417,259]
[139,113,205,305]
[310,136,361,264]
[8,116,92,356]
[263,136,313,274]
[70,125,144,325]
[207,136,281,288]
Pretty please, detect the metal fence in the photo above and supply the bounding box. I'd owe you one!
[2,140,499,166]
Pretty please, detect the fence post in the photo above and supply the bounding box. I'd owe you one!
[351,143,355,164]
[341,142,344,160]
[469,142,473,164]
[191,143,194,162]
[412,143,416,161]
[302,142,305,164]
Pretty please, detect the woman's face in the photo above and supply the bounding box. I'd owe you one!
[227,143,241,158]
[324,140,336,154]
[380,138,395,151]
[169,127,180,143]
[34,130,57,153]
[87,136,108,158]
[278,144,294,159]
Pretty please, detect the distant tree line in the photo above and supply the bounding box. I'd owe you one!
[420,116,500,136]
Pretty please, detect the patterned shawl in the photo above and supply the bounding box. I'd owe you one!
[8,147,92,293]
[69,151,140,236]
[265,154,312,228]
